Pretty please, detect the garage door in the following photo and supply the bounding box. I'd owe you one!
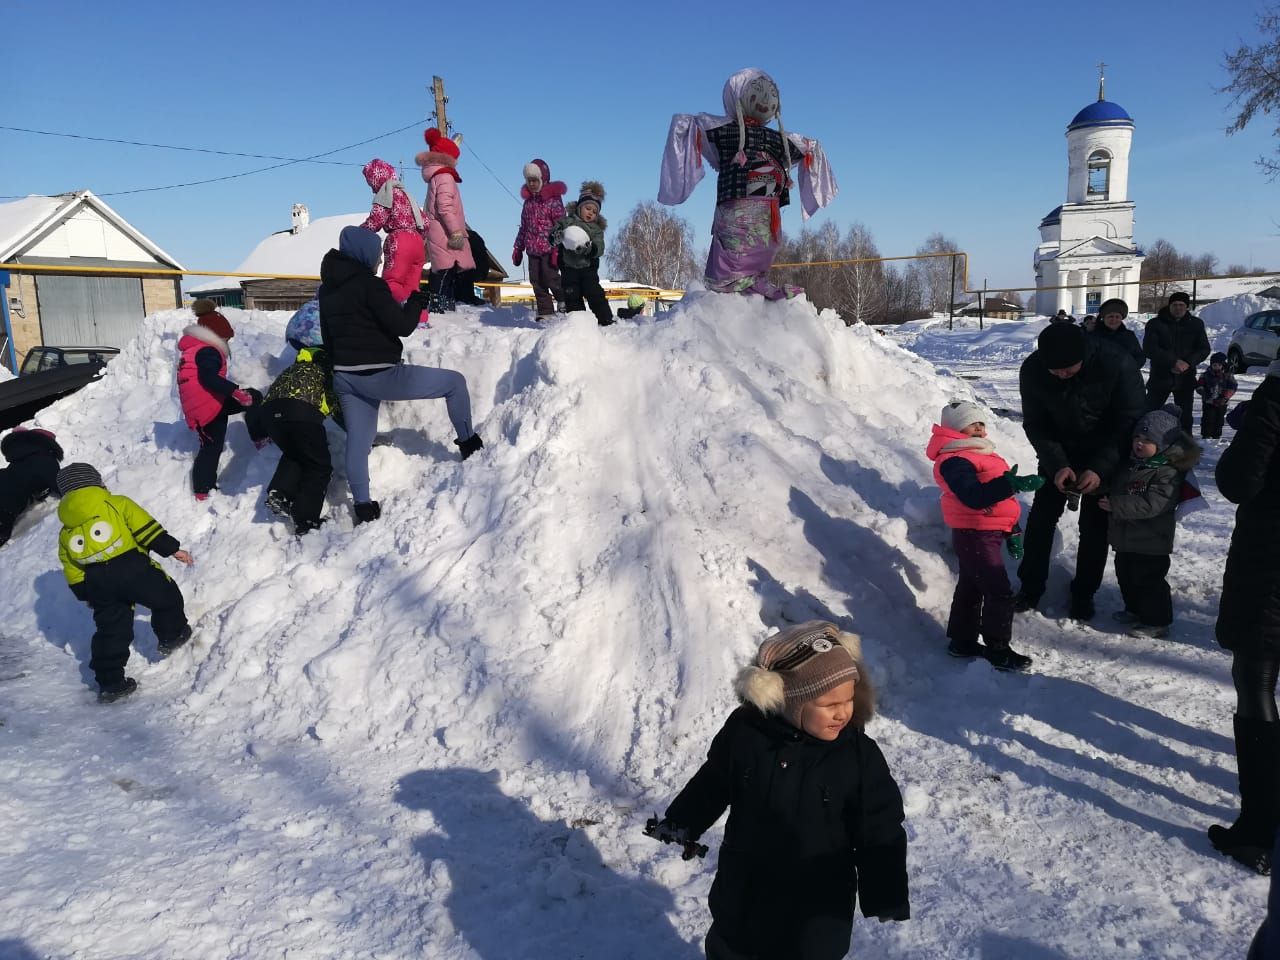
[36,274,144,347]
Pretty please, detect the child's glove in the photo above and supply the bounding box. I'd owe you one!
[1003,465,1045,493]
[550,247,560,268]
[231,388,255,407]
[447,232,467,251]
[1006,531,1024,560]
[512,247,522,267]
[643,816,708,860]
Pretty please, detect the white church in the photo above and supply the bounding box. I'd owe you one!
[1034,78,1144,317]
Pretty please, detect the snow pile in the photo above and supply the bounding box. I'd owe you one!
[1201,293,1280,351]
[0,294,1261,959]
[0,359,15,382]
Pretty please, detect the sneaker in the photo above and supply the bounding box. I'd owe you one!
[353,501,382,525]
[1012,592,1040,613]
[1128,623,1170,640]
[1068,596,1096,621]
[455,434,484,461]
[98,677,138,703]
[1112,609,1140,625]
[986,647,1033,672]
[158,625,192,657]
[947,638,985,658]
[266,490,293,520]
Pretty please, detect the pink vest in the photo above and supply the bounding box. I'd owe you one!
[926,425,1022,532]
[176,326,229,429]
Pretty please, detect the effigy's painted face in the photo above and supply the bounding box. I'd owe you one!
[740,76,779,122]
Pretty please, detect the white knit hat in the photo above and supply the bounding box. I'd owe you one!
[941,400,986,432]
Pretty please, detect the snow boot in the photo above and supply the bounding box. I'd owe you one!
[1128,623,1171,640]
[157,625,192,658]
[1209,716,1280,875]
[985,642,1033,672]
[353,501,381,526]
[1112,609,1140,625]
[266,489,293,521]
[1068,594,1096,622]
[294,517,327,537]
[98,677,138,704]
[1012,591,1040,614]
[455,434,484,461]
[947,637,985,658]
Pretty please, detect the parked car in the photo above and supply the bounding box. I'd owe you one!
[0,345,119,431]
[1228,309,1280,373]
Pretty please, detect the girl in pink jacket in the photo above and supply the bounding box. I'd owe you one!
[926,401,1043,671]
[416,128,474,312]
[360,158,426,304]
[512,158,566,320]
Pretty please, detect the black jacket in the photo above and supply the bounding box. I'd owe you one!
[1216,374,1280,656]
[1020,338,1147,484]
[665,706,909,960]
[1090,323,1145,368]
[318,249,426,372]
[1143,308,1211,387]
[0,429,63,519]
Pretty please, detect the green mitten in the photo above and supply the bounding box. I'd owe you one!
[1004,465,1045,493]
[1006,532,1025,560]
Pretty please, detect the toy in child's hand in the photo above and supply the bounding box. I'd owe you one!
[644,816,708,860]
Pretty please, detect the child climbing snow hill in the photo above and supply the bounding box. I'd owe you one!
[0,427,63,547]
[648,621,909,960]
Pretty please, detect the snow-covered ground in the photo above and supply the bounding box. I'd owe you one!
[0,295,1265,959]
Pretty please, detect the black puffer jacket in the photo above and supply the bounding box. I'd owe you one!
[1090,322,1145,368]
[0,429,63,518]
[318,249,426,372]
[1020,338,1147,484]
[664,705,908,960]
[1216,374,1280,656]
[1107,435,1201,555]
[1143,308,1211,388]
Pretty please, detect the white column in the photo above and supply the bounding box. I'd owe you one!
[1100,268,1112,303]
[1057,267,1072,313]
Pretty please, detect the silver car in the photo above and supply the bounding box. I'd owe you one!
[1228,309,1280,372]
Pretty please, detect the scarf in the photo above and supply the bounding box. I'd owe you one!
[372,177,424,230]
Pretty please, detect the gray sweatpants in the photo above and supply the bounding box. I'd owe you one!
[334,365,473,503]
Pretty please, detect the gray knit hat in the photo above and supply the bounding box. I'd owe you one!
[55,462,104,495]
[1134,405,1183,449]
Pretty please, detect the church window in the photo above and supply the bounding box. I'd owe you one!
[1087,150,1111,199]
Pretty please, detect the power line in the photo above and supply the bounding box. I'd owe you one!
[462,139,522,205]
[0,119,430,199]
[0,124,360,166]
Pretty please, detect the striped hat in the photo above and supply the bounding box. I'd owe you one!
[756,621,860,706]
[56,462,104,495]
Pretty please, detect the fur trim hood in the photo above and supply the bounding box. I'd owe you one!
[416,150,459,172]
[735,628,876,727]
[1162,433,1204,472]
[180,323,230,357]
[522,180,567,202]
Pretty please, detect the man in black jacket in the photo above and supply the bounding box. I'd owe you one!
[1143,291,1211,432]
[1014,323,1146,619]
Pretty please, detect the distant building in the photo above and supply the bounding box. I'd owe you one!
[190,204,507,311]
[0,190,183,369]
[1034,78,1144,317]
[951,297,1024,320]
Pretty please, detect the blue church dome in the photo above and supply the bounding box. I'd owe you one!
[1068,99,1133,131]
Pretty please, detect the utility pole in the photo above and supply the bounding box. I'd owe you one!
[431,76,450,137]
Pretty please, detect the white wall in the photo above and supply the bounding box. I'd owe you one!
[24,206,158,262]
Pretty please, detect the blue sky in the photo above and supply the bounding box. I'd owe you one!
[3,0,1277,294]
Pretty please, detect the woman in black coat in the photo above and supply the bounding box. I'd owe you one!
[1089,298,1145,369]
[1210,359,1280,874]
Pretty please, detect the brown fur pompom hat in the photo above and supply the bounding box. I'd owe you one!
[736,620,875,728]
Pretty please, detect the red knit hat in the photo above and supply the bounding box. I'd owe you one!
[424,127,460,161]
[199,310,234,341]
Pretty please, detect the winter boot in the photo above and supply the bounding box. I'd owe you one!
[157,625,192,658]
[1012,591,1040,614]
[294,517,327,537]
[985,645,1033,673]
[947,637,985,658]
[98,677,138,704]
[1068,594,1096,622]
[353,501,382,526]
[455,434,484,461]
[1112,609,1141,625]
[1209,716,1280,875]
[1128,623,1171,640]
[266,489,293,521]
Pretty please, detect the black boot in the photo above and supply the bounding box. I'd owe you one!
[158,625,192,657]
[353,501,381,525]
[985,642,1033,672]
[455,434,484,461]
[1209,715,1279,875]
[98,677,138,704]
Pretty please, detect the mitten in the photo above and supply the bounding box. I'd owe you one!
[512,247,522,267]
[550,247,560,268]
[1003,465,1044,493]
[447,232,466,251]
[1006,530,1024,560]
[231,388,255,407]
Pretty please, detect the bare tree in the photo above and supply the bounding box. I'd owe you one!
[916,233,963,314]
[834,223,886,324]
[997,290,1025,309]
[1222,9,1280,179]
[607,202,700,289]
[1139,237,1184,309]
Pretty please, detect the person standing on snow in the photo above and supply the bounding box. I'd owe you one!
[1013,323,1145,621]
[319,226,482,526]
[1196,352,1237,441]
[417,128,474,314]
[512,158,566,322]
[550,182,614,326]
[1143,291,1211,433]
[1089,298,1145,369]
[360,158,428,325]
[1209,358,1280,875]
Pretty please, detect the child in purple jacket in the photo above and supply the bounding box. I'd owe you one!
[512,159,566,321]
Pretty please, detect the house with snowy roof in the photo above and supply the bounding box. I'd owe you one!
[189,204,508,310]
[0,190,183,370]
